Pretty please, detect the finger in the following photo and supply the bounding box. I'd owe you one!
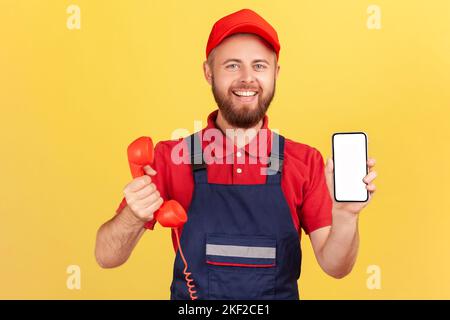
[368,189,375,200]
[367,158,376,171]
[142,197,164,214]
[133,183,158,200]
[125,175,151,193]
[135,191,161,208]
[363,171,377,184]
[326,158,334,173]
[366,183,376,192]
[143,165,157,176]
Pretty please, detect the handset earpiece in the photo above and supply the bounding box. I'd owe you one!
[127,136,154,178]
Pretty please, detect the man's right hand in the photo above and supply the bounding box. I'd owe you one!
[123,165,164,222]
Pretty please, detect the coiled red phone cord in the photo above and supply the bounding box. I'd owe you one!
[174,228,198,300]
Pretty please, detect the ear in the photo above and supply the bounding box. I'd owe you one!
[203,61,213,85]
[275,63,280,79]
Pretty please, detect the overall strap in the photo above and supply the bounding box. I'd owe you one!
[265,132,285,185]
[185,132,208,184]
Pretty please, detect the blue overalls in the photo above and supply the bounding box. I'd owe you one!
[170,131,301,300]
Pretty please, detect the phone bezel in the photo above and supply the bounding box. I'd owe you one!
[332,132,369,202]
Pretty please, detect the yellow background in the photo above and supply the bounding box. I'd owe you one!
[1,0,449,299]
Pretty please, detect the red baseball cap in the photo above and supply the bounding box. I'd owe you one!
[206,9,280,60]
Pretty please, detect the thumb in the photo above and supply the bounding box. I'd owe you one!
[324,158,334,194]
[325,157,334,173]
[143,165,157,176]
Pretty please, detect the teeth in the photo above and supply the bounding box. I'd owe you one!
[233,91,257,97]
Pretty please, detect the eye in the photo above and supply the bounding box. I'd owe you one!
[226,64,239,70]
[254,64,267,70]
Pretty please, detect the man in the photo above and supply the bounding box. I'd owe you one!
[95,9,377,300]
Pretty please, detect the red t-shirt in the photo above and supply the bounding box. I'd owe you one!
[116,110,332,251]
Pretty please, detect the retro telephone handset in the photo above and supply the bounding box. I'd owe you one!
[127,136,198,300]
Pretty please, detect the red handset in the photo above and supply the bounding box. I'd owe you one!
[127,137,187,228]
[127,136,197,300]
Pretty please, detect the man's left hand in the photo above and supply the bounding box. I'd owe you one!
[325,157,377,215]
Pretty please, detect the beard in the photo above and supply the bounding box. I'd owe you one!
[211,77,276,129]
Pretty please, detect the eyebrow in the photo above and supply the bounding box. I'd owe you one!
[222,58,271,65]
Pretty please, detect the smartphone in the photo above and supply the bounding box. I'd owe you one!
[332,132,369,202]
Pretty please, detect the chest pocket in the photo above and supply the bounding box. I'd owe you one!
[206,234,277,300]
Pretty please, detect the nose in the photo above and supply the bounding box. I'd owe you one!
[239,65,256,84]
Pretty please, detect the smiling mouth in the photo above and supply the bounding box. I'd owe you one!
[231,89,259,104]
[232,90,259,97]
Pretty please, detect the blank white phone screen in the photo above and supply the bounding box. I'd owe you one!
[333,133,368,202]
